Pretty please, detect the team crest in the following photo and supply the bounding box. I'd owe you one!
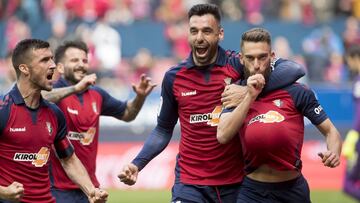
[273,99,283,108]
[224,77,232,85]
[46,122,53,135]
[92,102,98,114]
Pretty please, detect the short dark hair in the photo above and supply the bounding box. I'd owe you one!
[55,40,88,64]
[12,39,50,76]
[188,4,221,23]
[241,28,272,49]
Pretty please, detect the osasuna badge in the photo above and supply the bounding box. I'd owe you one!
[273,99,283,108]
[92,102,98,114]
[46,122,53,136]
[224,77,232,85]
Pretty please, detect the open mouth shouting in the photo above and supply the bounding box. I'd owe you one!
[46,70,54,81]
[195,46,208,57]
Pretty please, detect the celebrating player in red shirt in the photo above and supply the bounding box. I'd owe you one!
[41,40,156,203]
[119,4,306,203]
[217,28,342,203]
[0,39,107,203]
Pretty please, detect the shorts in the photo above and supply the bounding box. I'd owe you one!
[171,182,241,203]
[51,188,89,203]
[237,175,311,203]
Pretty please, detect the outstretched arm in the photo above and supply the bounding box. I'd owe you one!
[42,74,97,103]
[316,118,342,168]
[118,123,174,185]
[121,74,157,122]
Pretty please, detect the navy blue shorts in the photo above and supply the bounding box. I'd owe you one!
[51,188,89,203]
[237,175,311,203]
[171,182,241,203]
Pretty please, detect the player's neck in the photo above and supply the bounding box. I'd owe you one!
[17,81,41,109]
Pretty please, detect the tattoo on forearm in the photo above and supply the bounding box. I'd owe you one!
[45,86,76,103]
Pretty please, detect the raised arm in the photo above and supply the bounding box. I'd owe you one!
[262,59,305,93]
[42,74,96,103]
[221,59,305,109]
[217,74,265,144]
[316,118,342,168]
[121,74,156,122]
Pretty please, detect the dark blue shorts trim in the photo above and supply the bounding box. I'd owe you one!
[51,188,89,203]
[237,175,311,203]
[171,182,241,203]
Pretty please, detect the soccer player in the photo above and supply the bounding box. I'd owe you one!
[118,4,306,202]
[217,28,342,203]
[342,45,360,200]
[41,40,156,203]
[0,39,107,203]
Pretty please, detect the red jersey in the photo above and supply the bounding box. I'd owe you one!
[240,83,328,173]
[0,85,73,203]
[50,78,127,189]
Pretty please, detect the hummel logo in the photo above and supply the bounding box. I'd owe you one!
[10,127,26,132]
[181,90,197,97]
[67,107,78,115]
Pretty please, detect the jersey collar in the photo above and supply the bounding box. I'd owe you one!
[9,84,47,107]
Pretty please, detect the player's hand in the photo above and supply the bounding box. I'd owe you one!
[0,181,24,202]
[74,73,97,93]
[221,84,248,109]
[118,163,139,186]
[318,151,340,168]
[132,74,157,98]
[247,74,265,100]
[88,188,108,203]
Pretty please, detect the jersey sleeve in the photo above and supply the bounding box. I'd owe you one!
[93,86,127,119]
[0,94,11,135]
[157,70,179,127]
[288,83,328,125]
[132,123,174,171]
[50,104,74,159]
[262,59,305,94]
[132,70,178,170]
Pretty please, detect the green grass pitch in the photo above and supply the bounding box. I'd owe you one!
[106,189,358,203]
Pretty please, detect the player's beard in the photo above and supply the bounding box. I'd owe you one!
[244,65,271,83]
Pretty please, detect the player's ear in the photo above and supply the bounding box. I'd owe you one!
[56,63,65,74]
[270,51,275,61]
[239,53,244,65]
[218,27,224,41]
[18,64,30,76]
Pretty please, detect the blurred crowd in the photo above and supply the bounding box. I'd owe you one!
[0,0,360,96]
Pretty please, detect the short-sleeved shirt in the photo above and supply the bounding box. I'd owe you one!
[0,85,74,203]
[239,83,327,173]
[158,47,245,185]
[50,78,127,189]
